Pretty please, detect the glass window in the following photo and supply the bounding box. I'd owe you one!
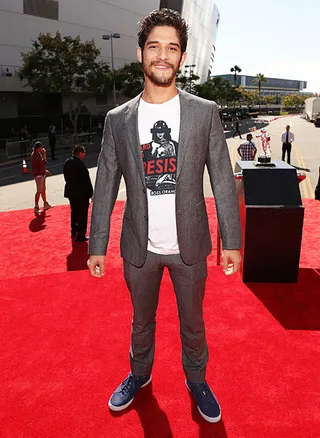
[23,0,59,21]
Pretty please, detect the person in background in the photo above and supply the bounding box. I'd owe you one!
[63,145,93,242]
[233,118,242,139]
[31,141,52,214]
[48,124,57,160]
[281,125,294,164]
[237,133,257,161]
[87,8,241,423]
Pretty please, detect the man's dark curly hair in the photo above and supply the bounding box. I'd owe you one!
[138,9,189,53]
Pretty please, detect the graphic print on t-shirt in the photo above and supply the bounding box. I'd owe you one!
[141,120,178,196]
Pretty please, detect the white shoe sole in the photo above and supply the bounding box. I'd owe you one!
[108,376,152,412]
[186,380,222,423]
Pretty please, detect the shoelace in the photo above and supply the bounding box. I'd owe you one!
[120,375,135,395]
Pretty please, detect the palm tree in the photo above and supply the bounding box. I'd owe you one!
[253,73,267,114]
[230,65,242,87]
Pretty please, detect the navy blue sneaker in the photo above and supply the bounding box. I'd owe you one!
[108,373,152,411]
[186,380,221,423]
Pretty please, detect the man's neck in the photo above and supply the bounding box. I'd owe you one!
[142,80,179,104]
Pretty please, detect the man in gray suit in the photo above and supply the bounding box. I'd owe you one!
[88,9,241,423]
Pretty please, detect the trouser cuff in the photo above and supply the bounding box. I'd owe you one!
[185,368,206,383]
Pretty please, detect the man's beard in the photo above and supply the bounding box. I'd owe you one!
[143,60,179,87]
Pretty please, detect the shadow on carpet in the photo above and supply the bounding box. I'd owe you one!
[66,240,89,271]
[246,268,320,330]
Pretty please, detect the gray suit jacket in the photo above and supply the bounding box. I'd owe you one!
[89,90,241,266]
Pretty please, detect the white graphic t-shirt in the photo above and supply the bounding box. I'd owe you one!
[138,94,180,255]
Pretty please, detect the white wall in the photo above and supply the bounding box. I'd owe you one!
[0,0,219,82]
[0,0,219,88]
[0,0,160,70]
[0,0,22,13]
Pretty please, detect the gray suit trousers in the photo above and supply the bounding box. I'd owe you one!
[124,251,208,383]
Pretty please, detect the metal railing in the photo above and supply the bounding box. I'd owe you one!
[6,140,32,159]
[5,132,99,159]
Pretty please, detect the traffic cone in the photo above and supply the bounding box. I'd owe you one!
[22,159,28,174]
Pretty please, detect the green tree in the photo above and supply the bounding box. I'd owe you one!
[230,65,242,87]
[19,32,112,138]
[115,61,144,98]
[194,79,217,101]
[195,77,237,105]
[176,71,200,94]
[253,73,267,113]
[282,94,306,111]
[235,85,247,108]
[239,89,260,111]
[263,95,276,113]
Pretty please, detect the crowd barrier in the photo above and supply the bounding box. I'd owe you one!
[5,132,99,160]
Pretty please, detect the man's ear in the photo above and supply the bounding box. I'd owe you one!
[179,52,187,69]
[137,47,142,64]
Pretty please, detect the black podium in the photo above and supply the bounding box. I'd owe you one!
[235,160,304,283]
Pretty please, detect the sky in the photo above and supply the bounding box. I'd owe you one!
[213,0,319,93]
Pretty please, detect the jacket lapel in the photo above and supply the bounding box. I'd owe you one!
[124,92,146,188]
[176,90,190,180]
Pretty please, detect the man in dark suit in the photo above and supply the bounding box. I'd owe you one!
[63,145,93,241]
[87,9,241,423]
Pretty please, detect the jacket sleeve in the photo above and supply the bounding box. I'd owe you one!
[88,113,122,255]
[76,160,93,198]
[206,103,242,250]
[63,160,70,184]
[85,167,93,198]
[81,162,93,198]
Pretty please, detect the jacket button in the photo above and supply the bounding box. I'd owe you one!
[144,215,148,221]
[143,188,146,193]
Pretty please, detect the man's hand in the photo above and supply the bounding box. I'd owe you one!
[222,250,241,276]
[45,170,51,176]
[87,255,105,278]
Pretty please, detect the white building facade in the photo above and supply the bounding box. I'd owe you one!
[0,0,219,128]
[0,0,219,81]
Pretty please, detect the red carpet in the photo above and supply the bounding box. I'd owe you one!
[1,200,320,437]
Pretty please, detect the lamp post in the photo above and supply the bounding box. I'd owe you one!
[185,64,196,93]
[102,33,121,107]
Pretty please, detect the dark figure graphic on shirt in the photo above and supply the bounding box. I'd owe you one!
[141,120,178,194]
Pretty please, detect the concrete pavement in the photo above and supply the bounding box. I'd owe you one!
[227,115,320,199]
